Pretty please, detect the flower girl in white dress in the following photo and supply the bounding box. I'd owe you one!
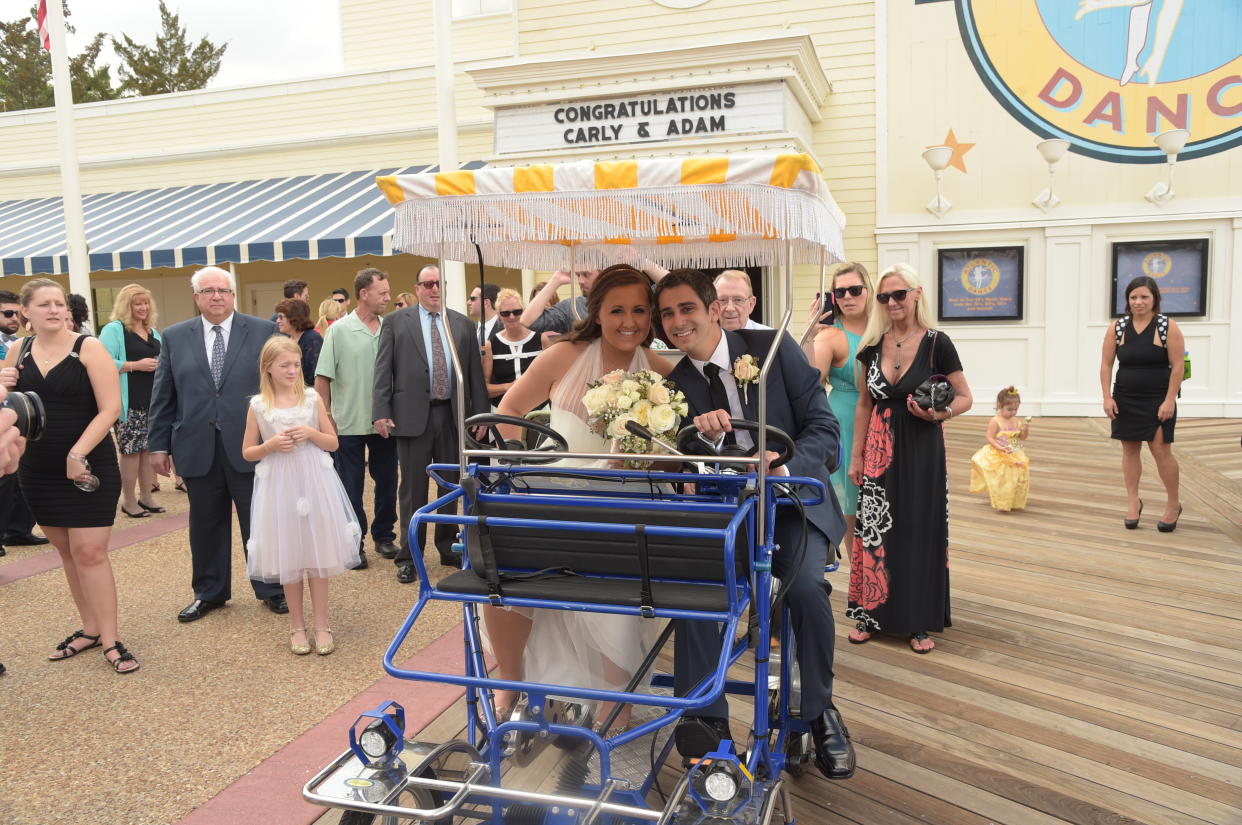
[242,337,361,656]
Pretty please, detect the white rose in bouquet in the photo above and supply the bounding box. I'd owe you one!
[648,403,678,434]
[630,399,653,426]
[616,393,634,409]
[647,382,670,406]
[608,414,636,439]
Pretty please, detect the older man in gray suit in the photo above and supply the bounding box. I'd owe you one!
[373,265,487,583]
[149,266,286,622]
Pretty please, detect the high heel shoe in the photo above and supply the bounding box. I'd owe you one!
[290,628,311,655]
[1124,500,1143,530]
[314,628,335,656]
[1157,504,1183,533]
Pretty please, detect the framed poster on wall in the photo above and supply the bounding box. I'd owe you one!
[1111,239,1207,317]
[937,246,1023,321]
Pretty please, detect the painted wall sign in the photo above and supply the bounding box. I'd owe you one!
[955,0,1242,163]
[493,81,786,155]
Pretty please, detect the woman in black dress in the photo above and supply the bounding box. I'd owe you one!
[483,288,543,407]
[0,278,137,673]
[274,298,322,386]
[846,264,973,654]
[99,284,163,519]
[1100,276,1184,531]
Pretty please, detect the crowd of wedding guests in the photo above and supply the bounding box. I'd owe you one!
[0,259,1186,783]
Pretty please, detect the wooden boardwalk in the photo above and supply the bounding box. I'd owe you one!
[317,417,1242,825]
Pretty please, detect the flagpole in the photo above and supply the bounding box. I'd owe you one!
[42,0,91,323]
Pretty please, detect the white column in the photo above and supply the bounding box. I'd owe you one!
[1042,225,1092,414]
[45,0,91,320]
[433,0,467,315]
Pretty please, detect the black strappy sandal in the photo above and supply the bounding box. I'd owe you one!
[103,641,140,674]
[909,632,935,654]
[48,630,101,661]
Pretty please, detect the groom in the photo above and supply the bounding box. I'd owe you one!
[654,268,855,780]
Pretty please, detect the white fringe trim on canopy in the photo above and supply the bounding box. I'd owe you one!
[377,153,846,270]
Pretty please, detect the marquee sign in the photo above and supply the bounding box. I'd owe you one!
[493,81,787,155]
[955,0,1242,163]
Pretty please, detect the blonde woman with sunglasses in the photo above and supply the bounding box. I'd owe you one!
[804,262,873,539]
[845,264,973,655]
[482,288,543,407]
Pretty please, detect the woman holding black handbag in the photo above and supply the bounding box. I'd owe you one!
[846,264,973,654]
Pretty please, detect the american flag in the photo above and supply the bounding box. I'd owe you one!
[36,0,51,51]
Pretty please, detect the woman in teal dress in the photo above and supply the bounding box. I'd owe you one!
[805,262,873,539]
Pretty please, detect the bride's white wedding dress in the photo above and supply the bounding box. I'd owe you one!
[512,339,660,696]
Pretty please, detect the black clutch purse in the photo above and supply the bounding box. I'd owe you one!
[911,331,955,411]
[912,375,954,411]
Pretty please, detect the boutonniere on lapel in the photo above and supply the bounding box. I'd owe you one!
[732,354,760,403]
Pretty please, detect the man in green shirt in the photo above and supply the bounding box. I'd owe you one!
[315,268,397,566]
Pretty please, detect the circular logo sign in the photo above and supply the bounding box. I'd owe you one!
[961,259,1000,295]
[957,0,1242,163]
[1142,251,1173,278]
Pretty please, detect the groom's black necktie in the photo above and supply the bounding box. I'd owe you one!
[703,362,737,446]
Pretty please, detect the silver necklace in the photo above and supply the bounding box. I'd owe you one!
[891,328,919,371]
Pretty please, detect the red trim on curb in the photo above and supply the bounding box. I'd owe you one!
[174,625,468,825]
[0,513,189,586]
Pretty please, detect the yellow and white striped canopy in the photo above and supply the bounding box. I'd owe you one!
[376,153,845,270]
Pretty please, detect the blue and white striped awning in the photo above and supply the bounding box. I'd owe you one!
[0,164,481,277]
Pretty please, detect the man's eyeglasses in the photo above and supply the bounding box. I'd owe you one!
[196,288,234,297]
[417,280,441,290]
[467,294,479,302]
[332,296,347,304]
[498,309,522,318]
[833,285,866,298]
[717,296,753,306]
[0,309,18,318]
[876,289,912,305]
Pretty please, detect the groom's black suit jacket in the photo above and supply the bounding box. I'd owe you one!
[668,327,847,548]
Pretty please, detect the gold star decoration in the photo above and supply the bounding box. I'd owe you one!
[927,129,975,174]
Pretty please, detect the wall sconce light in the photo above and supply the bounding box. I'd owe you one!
[1145,128,1189,207]
[922,146,954,219]
[1032,138,1070,213]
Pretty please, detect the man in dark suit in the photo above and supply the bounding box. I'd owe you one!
[373,265,488,583]
[655,268,855,781]
[149,266,286,622]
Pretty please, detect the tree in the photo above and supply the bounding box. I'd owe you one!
[112,1,227,96]
[0,3,118,112]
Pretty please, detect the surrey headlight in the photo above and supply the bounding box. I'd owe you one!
[703,766,739,802]
[348,701,406,767]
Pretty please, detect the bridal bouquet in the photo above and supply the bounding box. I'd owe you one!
[582,369,689,466]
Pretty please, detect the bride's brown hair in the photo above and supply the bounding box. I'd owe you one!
[564,264,656,347]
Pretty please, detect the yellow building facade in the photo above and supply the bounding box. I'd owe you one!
[1,0,1237,413]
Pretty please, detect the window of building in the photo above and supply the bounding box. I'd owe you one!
[452,0,511,18]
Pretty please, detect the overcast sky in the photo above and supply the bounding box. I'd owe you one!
[0,0,343,88]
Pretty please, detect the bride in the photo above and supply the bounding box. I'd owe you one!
[489,264,673,727]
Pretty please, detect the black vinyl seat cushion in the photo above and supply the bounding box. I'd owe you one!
[450,494,751,613]
[436,569,737,613]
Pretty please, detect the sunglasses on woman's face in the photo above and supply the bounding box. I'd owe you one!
[833,285,865,299]
[394,301,406,308]
[876,289,912,305]
[498,309,522,318]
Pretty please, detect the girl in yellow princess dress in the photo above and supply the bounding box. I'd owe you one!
[970,386,1030,513]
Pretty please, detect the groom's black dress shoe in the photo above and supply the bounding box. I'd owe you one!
[396,562,418,584]
[810,708,856,779]
[263,594,289,614]
[675,716,733,764]
[178,599,226,623]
